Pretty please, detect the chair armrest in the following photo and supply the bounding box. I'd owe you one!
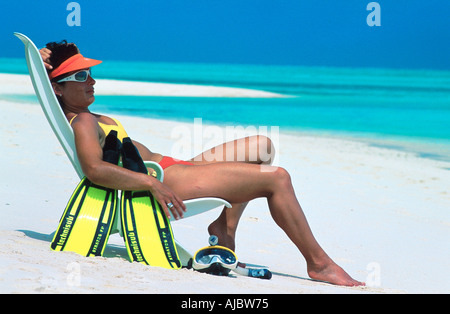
[118,160,164,182]
[143,161,164,182]
[171,197,232,221]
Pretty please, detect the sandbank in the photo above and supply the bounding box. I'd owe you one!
[0,73,286,98]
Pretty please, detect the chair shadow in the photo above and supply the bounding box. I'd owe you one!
[17,229,130,260]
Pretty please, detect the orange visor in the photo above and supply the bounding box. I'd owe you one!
[49,53,102,80]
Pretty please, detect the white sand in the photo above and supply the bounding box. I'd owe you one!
[0,74,285,98]
[1,74,449,294]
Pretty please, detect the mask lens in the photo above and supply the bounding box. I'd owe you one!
[195,247,237,265]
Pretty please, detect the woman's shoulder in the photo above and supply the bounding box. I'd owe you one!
[70,112,103,122]
[69,112,99,128]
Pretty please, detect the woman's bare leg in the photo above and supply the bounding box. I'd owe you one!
[189,135,275,250]
[163,162,364,286]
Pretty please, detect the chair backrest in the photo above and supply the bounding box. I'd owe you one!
[14,32,84,179]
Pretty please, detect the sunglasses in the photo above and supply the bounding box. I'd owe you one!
[57,69,92,83]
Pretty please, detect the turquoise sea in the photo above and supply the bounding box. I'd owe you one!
[1,58,450,161]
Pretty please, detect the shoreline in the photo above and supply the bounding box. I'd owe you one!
[0,73,286,98]
[1,72,448,164]
[1,75,450,294]
[281,128,450,164]
[4,91,450,165]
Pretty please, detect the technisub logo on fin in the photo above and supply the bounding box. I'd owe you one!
[53,215,75,248]
[127,231,145,263]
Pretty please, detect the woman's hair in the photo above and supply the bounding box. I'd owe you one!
[45,40,79,81]
[46,40,79,108]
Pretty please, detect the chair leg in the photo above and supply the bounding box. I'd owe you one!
[110,199,122,236]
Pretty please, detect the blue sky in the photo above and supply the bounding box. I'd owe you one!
[2,0,450,70]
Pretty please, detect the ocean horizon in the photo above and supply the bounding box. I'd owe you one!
[1,57,450,162]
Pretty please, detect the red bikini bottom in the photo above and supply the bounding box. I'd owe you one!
[158,156,194,170]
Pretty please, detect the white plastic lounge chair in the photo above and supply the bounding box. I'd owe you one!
[14,32,231,265]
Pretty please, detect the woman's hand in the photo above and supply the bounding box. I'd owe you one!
[148,179,186,220]
[39,48,53,70]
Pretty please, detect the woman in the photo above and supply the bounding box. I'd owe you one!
[40,41,364,286]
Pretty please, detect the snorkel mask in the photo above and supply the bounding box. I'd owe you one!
[192,245,238,276]
[191,235,272,279]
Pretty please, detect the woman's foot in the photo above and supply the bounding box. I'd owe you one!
[208,219,236,251]
[208,219,249,268]
[307,258,365,287]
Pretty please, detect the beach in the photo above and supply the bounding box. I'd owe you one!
[1,73,449,294]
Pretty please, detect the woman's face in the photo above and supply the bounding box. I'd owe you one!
[52,68,96,110]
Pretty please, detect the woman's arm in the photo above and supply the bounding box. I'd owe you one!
[72,113,151,190]
[71,113,186,219]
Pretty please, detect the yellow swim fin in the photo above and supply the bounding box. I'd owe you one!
[120,137,181,269]
[50,130,121,257]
